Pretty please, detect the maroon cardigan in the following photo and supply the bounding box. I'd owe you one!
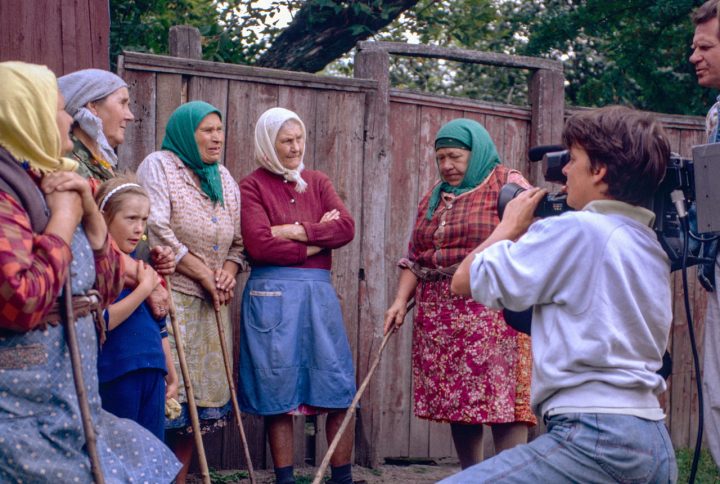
[240,168,354,269]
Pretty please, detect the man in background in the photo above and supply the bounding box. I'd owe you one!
[690,0,720,468]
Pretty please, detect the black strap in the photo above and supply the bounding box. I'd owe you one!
[0,146,50,232]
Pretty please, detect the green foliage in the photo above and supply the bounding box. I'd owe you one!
[109,0,223,68]
[109,0,718,115]
[675,448,720,483]
[514,0,715,114]
[208,467,248,483]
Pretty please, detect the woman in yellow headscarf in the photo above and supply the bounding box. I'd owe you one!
[0,61,181,482]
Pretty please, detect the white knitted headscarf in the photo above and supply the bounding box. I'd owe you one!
[254,107,308,193]
[58,69,127,167]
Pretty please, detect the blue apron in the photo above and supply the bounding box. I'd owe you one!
[238,267,356,414]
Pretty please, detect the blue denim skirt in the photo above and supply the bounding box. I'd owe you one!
[238,267,357,415]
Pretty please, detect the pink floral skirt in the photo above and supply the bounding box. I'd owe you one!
[412,278,536,425]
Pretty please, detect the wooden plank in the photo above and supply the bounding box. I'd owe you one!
[358,41,563,72]
[37,0,64,75]
[122,51,377,92]
[316,90,364,352]
[87,0,110,70]
[391,89,532,119]
[528,69,564,186]
[293,415,307,467]
[313,415,325,466]
[485,115,507,167]
[670,270,693,448]
[428,421,455,459]
[155,74,184,150]
[60,0,87,74]
[353,48,391,468]
[380,101,421,459]
[117,70,156,172]
[503,117,530,175]
[169,25,202,60]
[224,81,280,180]
[308,89,365,465]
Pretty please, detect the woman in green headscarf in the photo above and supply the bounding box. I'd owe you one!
[136,101,246,483]
[383,118,537,469]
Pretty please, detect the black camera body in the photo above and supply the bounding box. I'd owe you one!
[497,145,704,271]
[497,183,570,219]
[496,145,572,221]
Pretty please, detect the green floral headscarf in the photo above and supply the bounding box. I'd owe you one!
[426,118,501,220]
[162,101,224,205]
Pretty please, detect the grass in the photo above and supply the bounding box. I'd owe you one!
[208,468,248,483]
[676,448,720,483]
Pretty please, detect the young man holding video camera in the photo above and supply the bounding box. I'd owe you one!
[690,0,720,468]
[442,106,677,483]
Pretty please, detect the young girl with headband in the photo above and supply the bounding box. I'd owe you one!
[94,175,179,441]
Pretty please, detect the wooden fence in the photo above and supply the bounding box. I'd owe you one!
[0,0,110,75]
[116,39,708,471]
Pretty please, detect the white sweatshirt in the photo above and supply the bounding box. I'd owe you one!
[470,200,672,418]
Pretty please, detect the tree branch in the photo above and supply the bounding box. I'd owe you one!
[256,0,419,72]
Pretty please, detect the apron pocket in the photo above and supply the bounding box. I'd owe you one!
[247,290,283,332]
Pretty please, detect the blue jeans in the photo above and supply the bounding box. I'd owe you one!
[439,413,677,484]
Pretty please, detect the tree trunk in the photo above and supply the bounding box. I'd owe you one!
[256,0,418,73]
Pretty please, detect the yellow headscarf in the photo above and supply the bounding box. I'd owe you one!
[0,61,77,173]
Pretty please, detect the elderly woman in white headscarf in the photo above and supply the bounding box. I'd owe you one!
[239,107,357,484]
[58,68,134,188]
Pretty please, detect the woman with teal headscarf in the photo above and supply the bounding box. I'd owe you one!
[137,101,246,483]
[384,118,537,469]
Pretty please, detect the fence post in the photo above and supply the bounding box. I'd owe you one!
[169,25,202,60]
[528,69,565,186]
[353,46,390,469]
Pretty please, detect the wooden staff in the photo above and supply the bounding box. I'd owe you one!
[62,277,104,484]
[214,308,256,484]
[311,301,415,484]
[165,278,211,484]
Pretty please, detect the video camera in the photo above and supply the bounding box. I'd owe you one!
[497,144,720,271]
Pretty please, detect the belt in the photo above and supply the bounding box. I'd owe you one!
[409,263,460,281]
[41,290,106,345]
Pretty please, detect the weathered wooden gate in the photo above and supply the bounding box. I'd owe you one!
[117,39,707,471]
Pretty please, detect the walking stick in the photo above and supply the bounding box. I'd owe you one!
[214,308,256,484]
[62,277,105,484]
[311,301,416,484]
[165,278,211,484]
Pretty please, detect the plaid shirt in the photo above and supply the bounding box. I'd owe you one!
[0,191,123,332]
[406,165,530,269]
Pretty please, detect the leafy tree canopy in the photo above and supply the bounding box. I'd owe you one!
[109,0,715,115]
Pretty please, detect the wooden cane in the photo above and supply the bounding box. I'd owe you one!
[62,277,105,484]
[311,301,415,484]
[214,308,256,484]
[165,278,211,484]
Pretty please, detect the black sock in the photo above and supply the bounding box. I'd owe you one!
[274,465,295,484]
[330,463,353,484]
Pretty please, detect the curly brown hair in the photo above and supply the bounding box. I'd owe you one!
[561,106,670,206]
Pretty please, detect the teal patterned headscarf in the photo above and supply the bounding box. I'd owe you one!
[162,101,224,206]
[426,118,501,220]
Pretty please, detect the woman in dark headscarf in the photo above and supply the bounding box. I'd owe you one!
[136,101,245,483]
[0,60,180,482]
[384,118,536,468]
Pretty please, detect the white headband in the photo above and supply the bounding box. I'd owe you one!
[99,183,143,212]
